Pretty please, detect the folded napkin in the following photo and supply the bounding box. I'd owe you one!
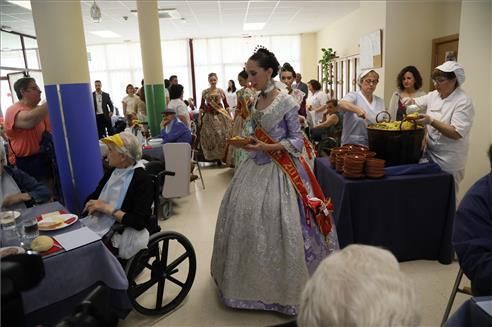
[41,238,64,256]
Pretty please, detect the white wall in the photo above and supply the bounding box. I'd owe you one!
[384,2,461,106]
[316,1,386,98]
[458,0,492,199]
[300,33,318,82]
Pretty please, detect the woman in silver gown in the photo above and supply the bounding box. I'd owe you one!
[211,47,338,316]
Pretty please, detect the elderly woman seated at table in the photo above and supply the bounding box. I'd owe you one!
[81,132,154,259]
[0,145,50,210]
[298,244,419,327]
[160,107,192,145]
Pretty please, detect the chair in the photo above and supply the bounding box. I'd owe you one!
[156,143,192,219]
[162,143,191,198]
[125,171,197,315]
[441,268,473,325]
[191,134,205,190]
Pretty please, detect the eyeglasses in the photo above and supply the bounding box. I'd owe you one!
[26,86,41,92]
[363,79,379,85]
[432,77,448,85]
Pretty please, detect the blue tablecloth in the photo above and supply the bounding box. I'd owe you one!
[17,203,131,320]
[314,158,455,263]
[446,297,492,326]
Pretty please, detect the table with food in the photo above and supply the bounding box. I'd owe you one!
[0,201,131,325]
[314,110,456,263]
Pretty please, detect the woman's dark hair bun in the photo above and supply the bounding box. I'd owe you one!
[282,62,294,71]
[249,45,280,78]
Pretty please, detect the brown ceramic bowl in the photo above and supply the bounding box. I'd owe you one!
[366,158,385,166]
[344,154,366,162]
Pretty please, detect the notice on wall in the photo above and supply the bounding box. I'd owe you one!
[360,30,382,70]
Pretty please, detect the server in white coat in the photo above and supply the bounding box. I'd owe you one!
[403,61,474,194]
[339,70,385,146]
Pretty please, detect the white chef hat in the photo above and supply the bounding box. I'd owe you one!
[435,61,465,86]
[357,69,379,84]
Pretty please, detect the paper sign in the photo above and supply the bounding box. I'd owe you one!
[53,227,101,251]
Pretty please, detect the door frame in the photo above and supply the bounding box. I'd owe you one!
[430,33,459,90]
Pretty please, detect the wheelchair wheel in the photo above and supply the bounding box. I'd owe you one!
[160,200,172,220]
[126,231,196,315]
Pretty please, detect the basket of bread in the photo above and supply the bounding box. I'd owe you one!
[227,136,250,147]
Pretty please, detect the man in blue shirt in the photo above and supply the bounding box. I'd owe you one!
[159,107,192,145]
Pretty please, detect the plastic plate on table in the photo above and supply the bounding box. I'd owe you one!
[0,246,25,258]
[38,214,78,231]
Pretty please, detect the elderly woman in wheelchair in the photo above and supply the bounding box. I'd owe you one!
[82,131,153,260]
[83,132,197,316]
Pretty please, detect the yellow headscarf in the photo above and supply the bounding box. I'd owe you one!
[101,133,125,150]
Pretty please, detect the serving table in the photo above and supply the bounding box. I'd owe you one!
[314,157,455,263]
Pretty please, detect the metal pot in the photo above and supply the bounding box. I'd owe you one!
[367,112,425,166]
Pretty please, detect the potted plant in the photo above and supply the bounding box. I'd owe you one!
[318,48,337,90]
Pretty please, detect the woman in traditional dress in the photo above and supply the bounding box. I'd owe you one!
[229,70,256,168]
[199,73,232,165]
[280,62,306,117]
[211,47,338,316]
[280,62,316,167]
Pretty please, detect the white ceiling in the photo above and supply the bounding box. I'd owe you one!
[0,0,360,49]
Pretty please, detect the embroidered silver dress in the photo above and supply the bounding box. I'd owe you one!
[210,92,338,315]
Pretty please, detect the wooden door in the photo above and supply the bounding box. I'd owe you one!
[430,34,459,90]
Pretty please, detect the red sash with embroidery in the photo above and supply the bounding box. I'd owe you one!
[303,135,317,160]
[255,127,333,237]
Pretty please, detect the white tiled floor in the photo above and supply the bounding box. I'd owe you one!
[121,166,469,327]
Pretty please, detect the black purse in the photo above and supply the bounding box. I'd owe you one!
[38,120,55,161]
[39,131,54,157]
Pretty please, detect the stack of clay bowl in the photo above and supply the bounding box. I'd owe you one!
[342,153,366,178]
[342,144,370,153]
[365,158,386,178]
[335,152,347,173]
[330,148,350,171]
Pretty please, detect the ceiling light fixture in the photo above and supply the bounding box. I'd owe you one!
[6,1,31,10]
[130,8,182,20]
[243,22,265,31]
[89,30,120,38]
[90,0,102,23]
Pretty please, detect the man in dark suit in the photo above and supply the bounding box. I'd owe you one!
[295,73,309,101]
[92,80,114,138]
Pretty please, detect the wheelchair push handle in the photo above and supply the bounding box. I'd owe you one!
[156,170,175,179]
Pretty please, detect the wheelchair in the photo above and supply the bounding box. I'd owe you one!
[123,167,197,316]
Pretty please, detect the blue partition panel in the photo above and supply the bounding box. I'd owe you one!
[44,83,103,213]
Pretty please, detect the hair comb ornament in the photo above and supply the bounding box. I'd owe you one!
[254,45,268,53]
